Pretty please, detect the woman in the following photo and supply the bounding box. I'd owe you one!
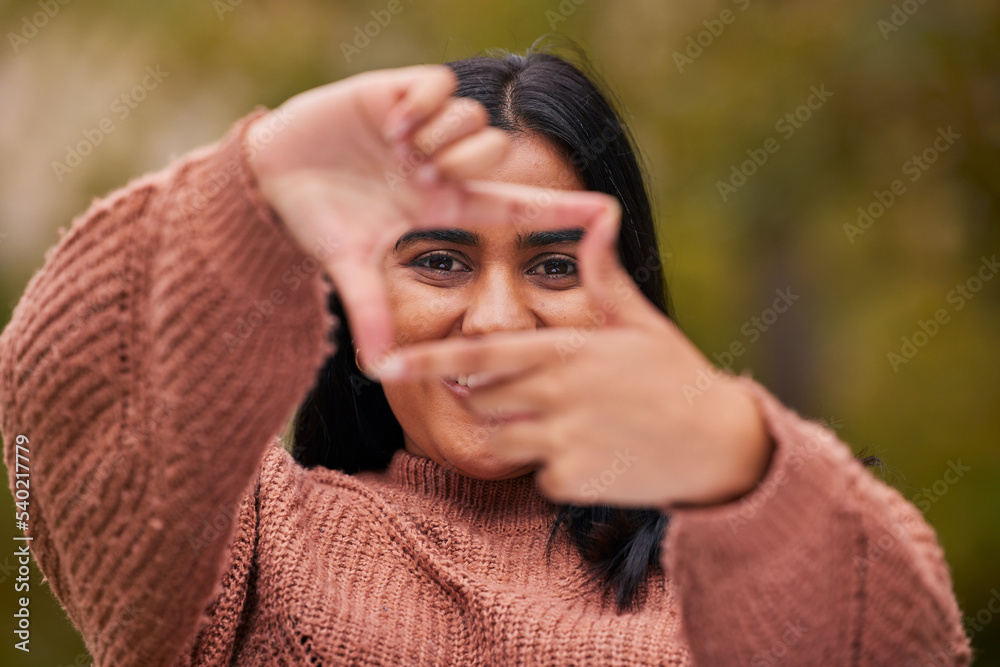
[0,49,970,665]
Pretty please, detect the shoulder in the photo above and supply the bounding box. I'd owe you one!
[256,439,386,507]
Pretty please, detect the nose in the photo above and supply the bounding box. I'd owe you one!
[460,268,537,337]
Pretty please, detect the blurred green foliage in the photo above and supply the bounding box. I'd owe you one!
[1,0,998,663]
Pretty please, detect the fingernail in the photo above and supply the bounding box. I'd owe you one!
[374,354,405,381]
[416,163,438,185]
[386,116,414,144]
[466,371,501,389]
[598,220,619,250]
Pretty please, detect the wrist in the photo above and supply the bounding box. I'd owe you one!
[244,106,298,204]
[676,377,774,508]
[717,378,774,501]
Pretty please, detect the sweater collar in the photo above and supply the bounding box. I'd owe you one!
[360,448,559,531]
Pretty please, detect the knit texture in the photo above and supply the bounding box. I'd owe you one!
[0,110,971,666]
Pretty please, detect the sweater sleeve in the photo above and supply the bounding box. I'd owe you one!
[0,110,336,666]
[662,376,972,666]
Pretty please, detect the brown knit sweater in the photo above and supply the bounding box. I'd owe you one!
[0,110,972,666]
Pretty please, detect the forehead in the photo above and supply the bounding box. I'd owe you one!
[393,226,584,253]
[483,133,584,191]
[393,133,586,251]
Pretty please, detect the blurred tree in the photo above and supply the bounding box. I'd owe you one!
[1,0,997,663]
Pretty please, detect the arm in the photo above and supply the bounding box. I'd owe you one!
[0,110,335,666]
[663,377,972,666]
[0,63,577,664]
[382,195,972,663]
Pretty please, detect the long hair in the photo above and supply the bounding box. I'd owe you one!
[292,46,672,611]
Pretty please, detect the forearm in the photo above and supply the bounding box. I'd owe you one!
[663,378,970,665]
[0,109,336,665]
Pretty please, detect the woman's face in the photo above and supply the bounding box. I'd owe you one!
[380,133,595,480]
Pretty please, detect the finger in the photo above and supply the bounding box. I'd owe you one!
[465,373,560,417]
[382,65,457,143]
[415,181,615,230]
[424,127,510,182]
[487,419,550,464]
[410,97,489,160]
[577,196,661,328]
[391,328,574,381]
[325,253,396,376]
[534,463,584,505]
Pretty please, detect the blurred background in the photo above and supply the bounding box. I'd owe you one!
[0,0,997,663]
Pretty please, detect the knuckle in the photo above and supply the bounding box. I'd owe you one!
[537,465,570,500]
[545,417,573,449]
[537,380,562,407]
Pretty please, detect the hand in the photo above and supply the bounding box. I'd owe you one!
[389,208,773,507]
[246,65,614,370]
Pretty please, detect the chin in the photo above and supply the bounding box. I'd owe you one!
[440,442,537,481]
[415,421,539,481]
[412,418,535,480]
[384,378,539,481]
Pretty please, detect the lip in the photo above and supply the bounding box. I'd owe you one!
[442,376,470,398]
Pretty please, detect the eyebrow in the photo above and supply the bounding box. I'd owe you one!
[393,227,585,253]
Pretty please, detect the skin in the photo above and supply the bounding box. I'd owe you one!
[386,166,774,505]
[248,64,772,508]
[379,134,590,480]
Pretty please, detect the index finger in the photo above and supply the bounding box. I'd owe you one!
[414,180,617,231]
[384,328,577,382]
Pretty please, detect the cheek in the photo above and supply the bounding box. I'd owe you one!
[381,377,457,445]
[379,379,420,436]
[529,290,596,328]
[379,379,414,412]
[386,277,462,345]
[381,378,431,417]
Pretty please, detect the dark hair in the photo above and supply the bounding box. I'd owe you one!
[291,47,672,612]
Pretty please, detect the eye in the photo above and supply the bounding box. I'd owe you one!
[527,255,577,278]
[410,252,472,274]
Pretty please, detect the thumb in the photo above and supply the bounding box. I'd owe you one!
[578,196,661,328]
[325,252,397,377]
